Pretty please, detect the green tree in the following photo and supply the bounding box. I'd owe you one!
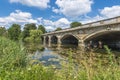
[55,27,62,31]
[25,30,43,43]
[8,24,21,41]
[22,23,37,41]
[70,22,82,28]
[0,27,7,37]
[38,25,46,33]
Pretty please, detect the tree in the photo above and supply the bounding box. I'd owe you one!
[24,30,43,43]
[8,24,21,41]
[70,22,82,28]
[55,27,62,31]
[38,25,46,33]
[0,27,7,37]
[22,23,37,41]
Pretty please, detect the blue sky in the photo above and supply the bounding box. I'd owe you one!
[0,0,120,31]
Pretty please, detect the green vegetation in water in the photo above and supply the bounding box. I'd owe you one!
[24,43,45,53]
[0,37,120,80]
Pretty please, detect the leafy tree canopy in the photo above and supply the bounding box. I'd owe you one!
[70,22,82,28]
[24,30,43,43]
[22,23,37,41]
[38,25,46,33]
[0,27,7,37]
[24,23,37,30]
[55,27,62,31]
[8,24,21,41]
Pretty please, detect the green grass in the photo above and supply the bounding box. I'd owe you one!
[0,37,120,80]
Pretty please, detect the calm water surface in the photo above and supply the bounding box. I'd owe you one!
[32,46,68,67]
[29,44,120,67]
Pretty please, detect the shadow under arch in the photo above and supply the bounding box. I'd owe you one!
[84,30,120,50]
[51,35,58,44]
[61,34,79,46]
[41,36,44,44]
[45,36,49,44]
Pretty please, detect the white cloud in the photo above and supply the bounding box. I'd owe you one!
[37,17,70,31]
[55,18,70,28]
[80,15,104,24]
[0,10,70,31]
[52,7,60,14]
[53,0,93,17]
[10,0,50,9]
[1,5,120,32]
[0,10,37,28]
[80,5,120,24]
[100,5,120,18]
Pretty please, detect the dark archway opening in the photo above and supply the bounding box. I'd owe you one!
[85,31,120,51]
[41,36,44,44]
[61,35,78,46]
[45,36,49,44]
[51,36,58,44]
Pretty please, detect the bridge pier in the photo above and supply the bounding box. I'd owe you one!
[78,40,85,50]
[48,36,51,47]
[43,36,46,46]
[57,36,62,49]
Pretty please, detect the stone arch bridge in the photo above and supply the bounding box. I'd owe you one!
[42,16,120,49]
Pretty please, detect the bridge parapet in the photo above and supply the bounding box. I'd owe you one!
[43,16,120,36]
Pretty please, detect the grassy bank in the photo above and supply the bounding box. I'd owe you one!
[0,37,120,80]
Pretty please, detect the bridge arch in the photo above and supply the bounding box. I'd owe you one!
[61,34,79,46]
[51,35,58,44]
[84,30,120,50]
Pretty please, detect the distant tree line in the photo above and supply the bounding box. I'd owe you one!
[54,21,82,31]
[0,23,46,44]
[0,21,82,43]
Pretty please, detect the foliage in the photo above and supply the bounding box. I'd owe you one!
[38,25,46,33]
[22,23,37,41]
[8,24,21,41]
[104,45,111,54]
[70,22,82,28]
[55,27,62,31]
[0,37,120,80]
[24,30,43,43]
[0,27,7,37]
[0,37,26,69]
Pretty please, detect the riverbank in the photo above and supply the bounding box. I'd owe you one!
[0,37,120,80]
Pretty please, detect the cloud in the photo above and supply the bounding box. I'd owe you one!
[9,0,50,9]
[53,0,93,17]
[80,5,120,24]
[37,17,70,31]
[0,10,37,28]
[80,15,104,24]
[55,18,70,28]
[100,5,120,18]
[0,10,70,31]
[1,5,120,32]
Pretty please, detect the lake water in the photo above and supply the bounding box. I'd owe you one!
[32,46,68,67]
[29,44,120,67]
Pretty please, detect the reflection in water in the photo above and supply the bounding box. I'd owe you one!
[30,44,120,67]
[32,47,66,67]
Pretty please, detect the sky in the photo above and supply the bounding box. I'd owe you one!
[0,0,120,31]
